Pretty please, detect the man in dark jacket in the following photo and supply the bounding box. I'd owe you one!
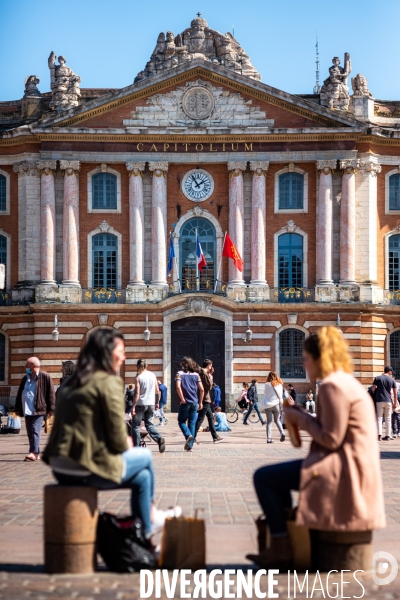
[243,379,266,425]
[15,357,55,461]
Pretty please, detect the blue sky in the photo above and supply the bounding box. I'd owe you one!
[1,0,400,101]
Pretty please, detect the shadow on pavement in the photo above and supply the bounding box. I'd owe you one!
[0,564,44,573]
[380,451,400,459]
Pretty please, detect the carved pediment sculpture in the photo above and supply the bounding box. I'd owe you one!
[134,14,261,84]
[48,52,81,112]
[185,297,212,316]
[351,73,373,98]
[320,53,351,111]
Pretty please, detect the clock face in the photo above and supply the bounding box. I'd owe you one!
[182,169,214,202]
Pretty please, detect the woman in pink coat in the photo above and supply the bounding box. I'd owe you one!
[247,326,386,568]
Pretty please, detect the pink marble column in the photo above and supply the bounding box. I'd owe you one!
[250,161,269,285]
[149,162,168,285]
[60,160,80,285]
[227,162,246,284]
[126,162,145,285]
[339,160,358,284]
[316,160,336,284]
[37,161,57,284]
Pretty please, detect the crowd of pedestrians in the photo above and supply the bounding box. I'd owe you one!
[368,365,400,440]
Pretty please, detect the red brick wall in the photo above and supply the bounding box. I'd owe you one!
[1,166,19,289]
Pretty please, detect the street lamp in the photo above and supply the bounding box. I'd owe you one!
[52,314,59,342]
[144,314,151,343]
[336,313,342,333]
[243,314,253,343]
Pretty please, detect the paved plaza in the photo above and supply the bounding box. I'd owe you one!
[0,418,399,598]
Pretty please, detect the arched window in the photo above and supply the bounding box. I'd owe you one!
[180,218,216,292]
[92,233,117,288]
[0,174,6,212]
[0,333,5,382]
[280,329,306,379]
[92,173,117,210]
[389,174,400,211]
[389,235,400,290]
[278,233,303,288]
[0,235,7,288]
[390,331,400,378]
[279,172,304,209]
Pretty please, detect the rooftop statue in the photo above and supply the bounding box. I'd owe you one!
[320,53,351,111]
[23,75,41,98]
[351,73,373,98]
[48,52,81,112]
[134,14,261,83]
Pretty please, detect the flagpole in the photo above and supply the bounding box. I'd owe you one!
[214,231,226,293]
[175,256,181,293]
[195,228,200,292]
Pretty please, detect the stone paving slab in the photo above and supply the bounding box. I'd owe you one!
[0,419,399,598]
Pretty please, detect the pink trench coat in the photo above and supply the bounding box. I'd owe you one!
[285,370,386,532]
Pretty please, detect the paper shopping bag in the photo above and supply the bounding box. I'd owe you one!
[159,514,206,569]
[44,415,54,434]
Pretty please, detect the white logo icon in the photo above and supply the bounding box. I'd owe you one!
[372,551,398,585]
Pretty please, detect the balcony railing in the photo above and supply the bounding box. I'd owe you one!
[82,288,126,304]
[0,291,12,306]
[168,278,227,297]
[382,290,400,305]
[270,288,315,303]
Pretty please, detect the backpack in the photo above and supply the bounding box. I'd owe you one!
[97,512,158,573]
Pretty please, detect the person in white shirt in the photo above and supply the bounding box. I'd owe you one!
[305,390,315,413]
[131,359,165,453]
[263,371,285,444]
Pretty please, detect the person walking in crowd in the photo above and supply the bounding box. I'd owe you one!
[247,326,386,569]
[305,389,315,413]
[212,382,221,409]
[214,406,231,432]
[392,377,400,438]
[175,357,204,452]
[43,328,180,543]
[15,356,55,462]
[157,380,168,426]
[243,379,266,425]
[372,366,397,441]
[131,359,165,453]
[262,371,285,443]
[195,359,224,444]
[287,383,297,404]
[125,384,135,415]
[56,360,77,403]
[238,382,250,413]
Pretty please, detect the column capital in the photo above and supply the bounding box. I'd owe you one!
[13,161,39,177]
[149,161,168,176]
[126,162,146,176]
[37,160,57,175]
[249,161,269,175]
[60,160,81,175]
[359,160,382,177]
[316,159,337,174]
[340,159,360,174]
[228,161,246,174]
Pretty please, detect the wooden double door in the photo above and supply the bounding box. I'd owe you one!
[171,317,225,412]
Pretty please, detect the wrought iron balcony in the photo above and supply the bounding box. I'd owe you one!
[82,288,126,304]
[382,290,400,305]
[271,288,315,303]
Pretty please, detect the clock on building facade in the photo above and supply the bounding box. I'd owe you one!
[182,169,214,202]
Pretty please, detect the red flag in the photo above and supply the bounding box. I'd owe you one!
[222,233,244,272]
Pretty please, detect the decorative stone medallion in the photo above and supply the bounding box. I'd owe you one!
[185,297,212,315]
[98,313,108,325]
[182,86,215,120]
[182,168,214,202]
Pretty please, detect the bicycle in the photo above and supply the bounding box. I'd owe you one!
[226,402,260,424]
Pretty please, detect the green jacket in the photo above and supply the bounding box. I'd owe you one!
[42,371,128,483]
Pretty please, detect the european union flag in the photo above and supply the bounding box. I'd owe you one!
[167,232,175,275]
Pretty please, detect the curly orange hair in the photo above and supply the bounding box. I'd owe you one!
[303,326,353,378]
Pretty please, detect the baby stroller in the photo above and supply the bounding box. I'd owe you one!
[126,417,152,447]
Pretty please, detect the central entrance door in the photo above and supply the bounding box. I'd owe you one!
[171,317,225,412]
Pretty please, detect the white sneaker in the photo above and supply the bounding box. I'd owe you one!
[152,506,182,534]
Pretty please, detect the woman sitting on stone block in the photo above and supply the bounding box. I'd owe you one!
[43,328,180,542]
[247,326,386,569]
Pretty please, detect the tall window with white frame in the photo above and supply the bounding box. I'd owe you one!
[278,233,303,289]
[0,235,7,289]
[0,174,6,212]
[279,329,306,379]
[279,172,304,209]
[0,333,5,382]
[389,235,400,290]
[92,173,117,210]
[390,331,400,378]
[92,233,117,289]
[389,173,400,211]
[180,218,216,292]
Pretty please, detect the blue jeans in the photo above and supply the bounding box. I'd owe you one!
[131,405,162,447]
[53,448,155,536]
[243,401,263,424]
[178,402,198,448]
[25,415,43,454]
[254,459,302,536]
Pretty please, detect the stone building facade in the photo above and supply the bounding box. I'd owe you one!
[1,15,400,408]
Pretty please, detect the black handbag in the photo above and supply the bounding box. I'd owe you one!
[97,512,158,572]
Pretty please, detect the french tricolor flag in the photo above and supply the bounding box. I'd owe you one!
[196,233,207,272]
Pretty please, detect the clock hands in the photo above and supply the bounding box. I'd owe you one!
[192,175,202,189]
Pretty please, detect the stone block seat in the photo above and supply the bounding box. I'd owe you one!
[311,529,372,572]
